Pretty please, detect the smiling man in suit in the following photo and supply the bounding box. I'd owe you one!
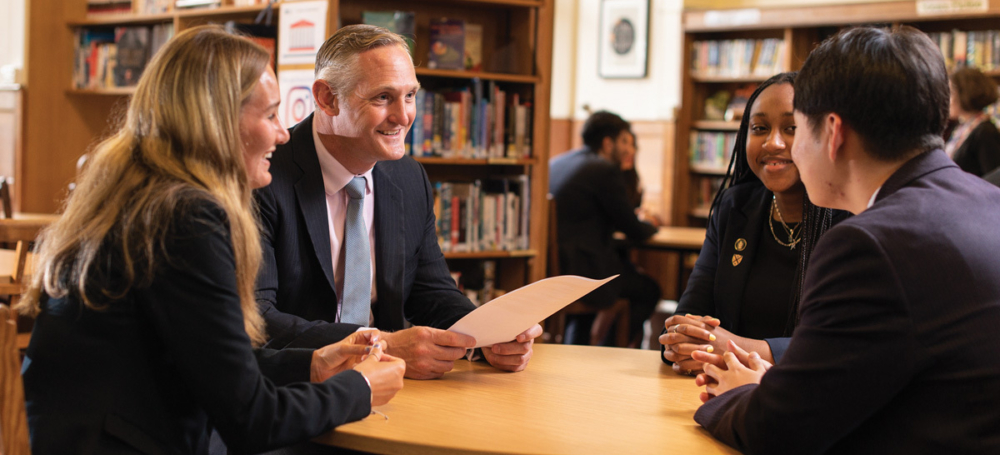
[690,26,1000,454]
[254,24,541,380]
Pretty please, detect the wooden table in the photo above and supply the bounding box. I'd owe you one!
[628,226,706,301]
[314,344,737,454]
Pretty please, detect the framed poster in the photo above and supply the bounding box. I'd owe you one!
[598,0,650,79]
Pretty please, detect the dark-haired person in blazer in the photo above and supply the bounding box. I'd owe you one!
[946,66,1000,176]
[19,25,405,455]
[659,72,844,375]
[691,26,1000,454]
[255,25,541,380]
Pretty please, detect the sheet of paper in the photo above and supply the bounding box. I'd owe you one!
[448,275,618,348]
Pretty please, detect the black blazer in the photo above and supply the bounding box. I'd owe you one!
[255,115,476,349]
[953,120,1000,176]
[23,200,370,455]
[695,150,1000,454]
[548,148,657,309]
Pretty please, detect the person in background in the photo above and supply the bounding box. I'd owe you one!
[693,26,1000,453]
[18,25,405,455]
[945,66,1000,176]
[660,72,844,375]
[254,24,541,380]
[549,111,661,347]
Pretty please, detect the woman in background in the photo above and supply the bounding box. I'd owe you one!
[946,66,1000,176]
[660,72,844,375]
[19,25,404,454]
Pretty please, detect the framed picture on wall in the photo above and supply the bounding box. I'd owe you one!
[598,0,650,79]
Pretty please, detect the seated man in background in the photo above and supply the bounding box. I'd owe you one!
[692,26,1000,453]
[255,25,540,380]
[548,111,661,346]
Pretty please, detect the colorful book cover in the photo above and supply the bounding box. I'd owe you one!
[428,18,465,70]
[114,26,149,87]
[464,24,482,72]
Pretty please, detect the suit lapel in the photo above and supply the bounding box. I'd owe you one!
[372,163,406,329]
[716,187,769,331]
[290,116,337,295]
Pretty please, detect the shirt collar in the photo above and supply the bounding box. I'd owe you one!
[312,116,374,195]
[867,185,882,209]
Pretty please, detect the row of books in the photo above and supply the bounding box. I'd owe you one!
[927,30,1000,71]
[689,131,736,171]
[87,0,243,15]
[406,83,533,159]
[363,12,482,72]
[73,24,174,90]
[434,177,530,253]
[690,38,785,78]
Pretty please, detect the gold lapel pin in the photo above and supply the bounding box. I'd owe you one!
[735,238,747,251]
[732,254,743,266]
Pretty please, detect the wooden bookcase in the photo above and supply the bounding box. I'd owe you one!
[23,0,553,293]
[672,0,1000,227]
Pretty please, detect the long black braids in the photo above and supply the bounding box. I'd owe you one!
[705,71,838,337]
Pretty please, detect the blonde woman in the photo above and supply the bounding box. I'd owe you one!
[19,25,404,454]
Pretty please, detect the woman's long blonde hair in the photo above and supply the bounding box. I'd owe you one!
[18,25,269,346]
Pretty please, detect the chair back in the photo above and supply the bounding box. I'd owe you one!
[0,304,30,455]
[0,178,12,220]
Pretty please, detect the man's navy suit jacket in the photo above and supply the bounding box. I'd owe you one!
[254,115,476,349]
[695,150,1000,454]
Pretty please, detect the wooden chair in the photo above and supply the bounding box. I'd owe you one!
[543,195,630,347]
[0,242,30,351]
[0,304,30,455]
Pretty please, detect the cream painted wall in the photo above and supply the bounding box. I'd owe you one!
[550,0,685,220]
[571,0,684,122]
[0,0,26,81]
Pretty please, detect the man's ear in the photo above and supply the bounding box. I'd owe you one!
[313,80,339,116]
[825,113,845,163]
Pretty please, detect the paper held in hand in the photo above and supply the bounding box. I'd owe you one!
[448,275,618,348]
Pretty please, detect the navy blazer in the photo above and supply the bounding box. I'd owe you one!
[695,150,1000,454]
[548,148,657,309]
[23,200,370,455]
[255,115,476,349]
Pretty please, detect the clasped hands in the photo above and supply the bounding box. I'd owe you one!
[378,324,544,380]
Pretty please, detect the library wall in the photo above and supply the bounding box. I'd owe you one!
[548,0,684,225]
[0,0,26,73]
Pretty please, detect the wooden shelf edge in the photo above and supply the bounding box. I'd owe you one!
[433,0,544,7]
[66,87,136,96]
[689,164,728,175]
[414,156,536,165]
[70,12,175,26]
[175,3,273,18]
[443,249,537,259]
[415,68,539,84]
[689,72,772,83]
[692,120,740,131]
[69,2,278,26]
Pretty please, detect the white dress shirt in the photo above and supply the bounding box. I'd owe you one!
[312,117,377,323]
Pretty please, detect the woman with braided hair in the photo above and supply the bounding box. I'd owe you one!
[660,72,847,375]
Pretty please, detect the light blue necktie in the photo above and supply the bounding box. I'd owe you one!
[341,176,371,325]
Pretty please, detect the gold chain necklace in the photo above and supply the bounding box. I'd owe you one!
[769,196,802,250]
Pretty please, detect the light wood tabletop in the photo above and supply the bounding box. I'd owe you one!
[644,226,706,251]
[314,343,738,455]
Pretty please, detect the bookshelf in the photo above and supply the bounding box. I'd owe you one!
[23,0,553,298]
[672,1,1000,227]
